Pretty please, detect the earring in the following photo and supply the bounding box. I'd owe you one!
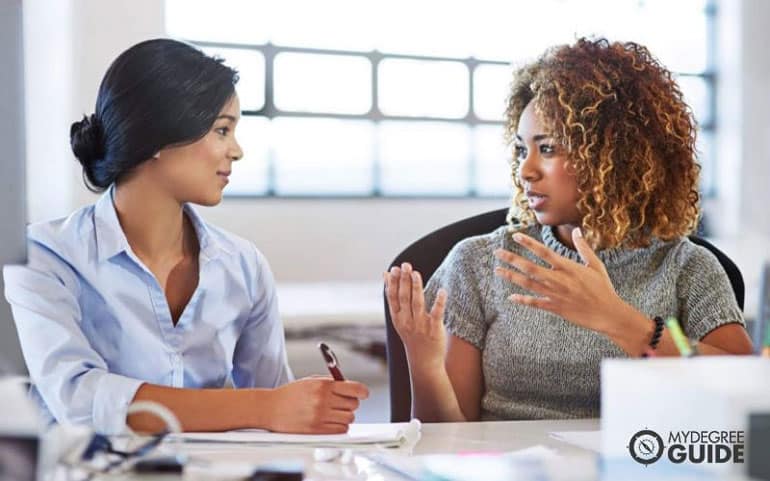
[152,152,160,159]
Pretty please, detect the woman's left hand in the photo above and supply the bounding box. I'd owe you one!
[493,227,628,333]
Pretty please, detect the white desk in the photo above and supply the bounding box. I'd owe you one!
[168,419,600,480]
[72,419,754,480]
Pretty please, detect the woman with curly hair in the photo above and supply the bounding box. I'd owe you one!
[385,38,753,422]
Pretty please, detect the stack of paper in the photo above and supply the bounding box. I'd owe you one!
[169,419,421,449]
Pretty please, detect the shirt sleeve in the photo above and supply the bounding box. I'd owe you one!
[676,243,746,341]
[424,236,492,350]
[3,242,144,435]
[231,246,293,388]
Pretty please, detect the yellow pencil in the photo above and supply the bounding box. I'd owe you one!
[665,317,694,357]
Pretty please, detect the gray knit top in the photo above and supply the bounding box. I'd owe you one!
[424,224,744,420]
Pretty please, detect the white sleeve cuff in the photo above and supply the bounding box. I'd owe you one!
[92,373,144,435]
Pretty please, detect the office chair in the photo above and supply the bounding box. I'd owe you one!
[383,208,745,422]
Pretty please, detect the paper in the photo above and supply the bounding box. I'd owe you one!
[170,419,421,448]
[548,430,601,452]
[506,444,560,459]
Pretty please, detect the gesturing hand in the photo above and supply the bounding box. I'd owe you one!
[384,263,448,372]
[494,227,627,333]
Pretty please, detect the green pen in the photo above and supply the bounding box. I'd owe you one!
[665,316,694,357]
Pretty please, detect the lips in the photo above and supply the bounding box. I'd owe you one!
[526,190,547,210]
[217,171,231,185]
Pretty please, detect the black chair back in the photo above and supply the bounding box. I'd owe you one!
[383,208,745,422]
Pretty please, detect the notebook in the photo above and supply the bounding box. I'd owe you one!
[169,419,421,448]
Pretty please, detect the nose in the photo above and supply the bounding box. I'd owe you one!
[518,147,540,183]
[229,137,244,162]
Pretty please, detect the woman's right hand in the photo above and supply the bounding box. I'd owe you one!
[384,263,448,373]
[266,378,369,434]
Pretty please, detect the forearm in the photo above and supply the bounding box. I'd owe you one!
[128,383,275,433]
[602,303,750,357]
[408,362,467,422]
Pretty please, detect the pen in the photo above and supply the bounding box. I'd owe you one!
[318,342,345,381]
[665,316,694,357]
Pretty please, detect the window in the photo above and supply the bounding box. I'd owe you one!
[166,0,715,197]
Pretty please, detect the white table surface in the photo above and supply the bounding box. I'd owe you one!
[69,418,756,481]
[165,419,600,481]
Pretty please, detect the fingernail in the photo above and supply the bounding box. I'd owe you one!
[574,228,583,238]
[513,233,523,243]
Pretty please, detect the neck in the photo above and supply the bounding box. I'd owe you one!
[554,224,579,250]
[113,175,191,264]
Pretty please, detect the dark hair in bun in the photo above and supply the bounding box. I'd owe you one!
[70,114,106,186]
[70,38,239,192]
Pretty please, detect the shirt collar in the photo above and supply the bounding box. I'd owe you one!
[94,184,231,263]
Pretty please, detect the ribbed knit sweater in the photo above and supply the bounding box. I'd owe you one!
[424,224,744,420]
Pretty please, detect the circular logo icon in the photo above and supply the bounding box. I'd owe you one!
[628,429,664,465]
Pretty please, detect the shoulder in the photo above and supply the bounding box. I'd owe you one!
[441,224,538,274]
[27,204,96,253]
[198,220,273,283]
[3,206,96,294]
[663,236,727,274]
[25,205,97,274]
[449,224,528,258]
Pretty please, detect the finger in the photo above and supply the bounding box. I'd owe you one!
[318,423,349,434]
[386,267,401,315]
[508,292,554,311]
[429,288,448,326]
[324,409,356,425]
[398,263,413,315]
[329,395,360,412]
[572,227,603,270]
[494,266,550,296]
[410,270,426,319]
[494,248,552,283]
[331,381,370,400]
[512,233,570,270]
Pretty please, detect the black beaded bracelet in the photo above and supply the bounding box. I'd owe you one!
[646,316,665,354]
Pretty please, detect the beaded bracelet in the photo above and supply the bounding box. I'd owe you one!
[642,316,664,358]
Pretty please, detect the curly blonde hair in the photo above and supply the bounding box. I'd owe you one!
[504,38,700,249]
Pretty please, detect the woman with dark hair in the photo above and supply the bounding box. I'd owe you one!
[385,38,753,422]
[3,39,368,435]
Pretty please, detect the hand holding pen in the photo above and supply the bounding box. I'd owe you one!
[264,342,368,434]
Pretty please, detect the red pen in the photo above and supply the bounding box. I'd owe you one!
[318,342,346,381]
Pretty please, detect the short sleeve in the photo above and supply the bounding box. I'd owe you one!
[676,244,746,341]
[424,236,493,350]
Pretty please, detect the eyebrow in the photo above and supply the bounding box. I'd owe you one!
[216,115,238,122]
[515,133,553,142]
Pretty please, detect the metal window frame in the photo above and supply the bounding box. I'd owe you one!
[191,4,717,199]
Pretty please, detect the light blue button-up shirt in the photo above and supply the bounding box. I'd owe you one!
[3,187,293,434]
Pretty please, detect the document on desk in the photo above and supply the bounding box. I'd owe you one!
[170,420,421,448]
[548,430,601,452]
